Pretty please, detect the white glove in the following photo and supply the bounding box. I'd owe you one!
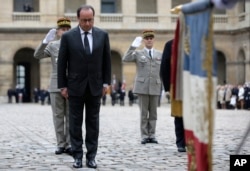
[131,36,142,48]
[43,28,56,44]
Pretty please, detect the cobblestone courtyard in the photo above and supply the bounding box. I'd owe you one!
[0,102,249,170]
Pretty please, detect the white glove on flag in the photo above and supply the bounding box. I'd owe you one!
[43,28,56,44]
[131,36,142,48]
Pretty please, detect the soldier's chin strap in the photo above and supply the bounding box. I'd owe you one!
[235,121,250,154]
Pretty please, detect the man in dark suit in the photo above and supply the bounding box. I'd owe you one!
[57,5,111,169]
[160,39,186,152]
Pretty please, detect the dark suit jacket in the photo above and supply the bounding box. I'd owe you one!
[57,26,111,96]
[160,39,173,92]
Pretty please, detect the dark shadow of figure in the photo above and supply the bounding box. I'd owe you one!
[102,94,106,106]
[23,3,33,12]
[128,89,134,106]
[39,89,49,105]
[7,88,15,103]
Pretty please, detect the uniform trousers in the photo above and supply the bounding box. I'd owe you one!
[50,92,70,149]
[138,94,159,139]
[174,117,185,148]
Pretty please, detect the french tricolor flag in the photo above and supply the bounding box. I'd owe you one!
[173,1,218,171]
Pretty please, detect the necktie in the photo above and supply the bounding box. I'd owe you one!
[149,50,152,58]
[84,32,91,55]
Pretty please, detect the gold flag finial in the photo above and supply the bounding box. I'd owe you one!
[171,5,182,14]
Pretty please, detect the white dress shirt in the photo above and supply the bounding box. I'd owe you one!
[144,47,154,58]
[79,26,93,53]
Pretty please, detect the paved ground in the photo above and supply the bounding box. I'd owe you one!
[0,101,249,171]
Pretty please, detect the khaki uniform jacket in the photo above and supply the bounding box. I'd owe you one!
[34,40,60,92]
[123,46,162,95]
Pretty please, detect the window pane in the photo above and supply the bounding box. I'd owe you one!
[137,0,157,14]
[13,0,39,12]
[20,70,25,77]
[101,0,116,13]
[65,0,86,13]
[171,0,191,8]
[20,78,25,84]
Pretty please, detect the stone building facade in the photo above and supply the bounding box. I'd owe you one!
[0,0,249,102]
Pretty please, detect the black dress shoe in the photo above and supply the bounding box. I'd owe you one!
[64,147,73,156]
[177,147,186,152]
[148,138,158,144]
[141,138,148,144]
[73,158,82,168]
[55,147,65,155]
[86,159,97,168]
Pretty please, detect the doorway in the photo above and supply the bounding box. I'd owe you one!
[111,50,122,82]
[14,48,39,102]
[217,51,226,84]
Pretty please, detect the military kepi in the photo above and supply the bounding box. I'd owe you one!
[142,30,155,39]
[57,17,71,28]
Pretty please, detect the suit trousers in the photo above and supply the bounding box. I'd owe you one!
[138,94,158,139]
[174,117,185,148]
[50,92,70,148]
[68,85,101,160]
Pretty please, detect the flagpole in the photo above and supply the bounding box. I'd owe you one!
[206,11,215,171]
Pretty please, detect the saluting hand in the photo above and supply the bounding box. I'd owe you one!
[131,36,142,48]
[43,28,56,44]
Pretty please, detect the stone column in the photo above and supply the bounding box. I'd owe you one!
[158,0,170,27]
[0,0,12,22]
[86,0,100,23]
[122,0,136,28]
[57,0,65,17]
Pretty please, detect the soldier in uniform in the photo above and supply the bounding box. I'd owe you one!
[160,39,186,152]
[34,17,72,155]
[123,30,162,144]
